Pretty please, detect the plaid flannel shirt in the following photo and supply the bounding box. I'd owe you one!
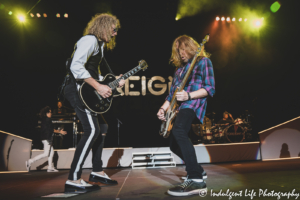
[166,57,215,124]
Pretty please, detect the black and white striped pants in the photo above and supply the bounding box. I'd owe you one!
[65,84,108,180]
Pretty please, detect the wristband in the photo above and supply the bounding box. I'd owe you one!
[159,108,166,113]
[187,92,191,101]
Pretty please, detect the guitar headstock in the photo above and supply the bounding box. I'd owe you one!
[202,34,210,45]
[139,60,148,71]
[196,34,210,55]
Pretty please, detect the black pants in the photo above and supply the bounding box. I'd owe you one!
[65,84,108,180]
[170,108,204,179]
[92,116,108,172]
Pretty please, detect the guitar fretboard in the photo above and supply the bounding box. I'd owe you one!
[108,65,143,89]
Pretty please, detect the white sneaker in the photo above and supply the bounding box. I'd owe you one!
[65,179,100,193]
[91,172,111,179]
[65,179,93,187]
[47,168,59,172]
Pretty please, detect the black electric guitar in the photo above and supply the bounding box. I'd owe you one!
[79,60,148,114]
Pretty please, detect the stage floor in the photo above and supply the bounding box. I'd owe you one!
[0,159,299,200]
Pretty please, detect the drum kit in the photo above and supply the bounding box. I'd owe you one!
[191,111,253,144]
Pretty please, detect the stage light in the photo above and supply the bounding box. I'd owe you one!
[216,16,220,21]
[64,13,68,18]
[43,13,47,18]
[36,13,41,18]
[270,1,281,13]
[232,18,236,21]
[18,15,25,22]
[175,14,181,21]
[56,13,60,18]
[239,18,242,22]
[30,13,34,17]
[253,19,263,28]
[226,17,230,22]
[8,11,13,15]
[221,17,225,21]
[244,18,247,22]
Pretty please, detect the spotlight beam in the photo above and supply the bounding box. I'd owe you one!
[26,0,41,14]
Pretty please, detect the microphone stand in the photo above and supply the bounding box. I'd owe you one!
[116,118,122,167]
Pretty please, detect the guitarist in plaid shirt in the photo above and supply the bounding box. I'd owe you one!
[157,35,215,196]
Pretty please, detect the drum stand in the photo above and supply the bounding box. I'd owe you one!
[193,134,203,145]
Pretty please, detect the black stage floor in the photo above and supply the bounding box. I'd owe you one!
[1,159,300,200]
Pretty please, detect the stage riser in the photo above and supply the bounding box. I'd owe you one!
[29,142,261,170]
[259,116,300,160]
[0,130,32,171]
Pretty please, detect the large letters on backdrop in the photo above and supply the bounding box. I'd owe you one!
[117,76,173,96]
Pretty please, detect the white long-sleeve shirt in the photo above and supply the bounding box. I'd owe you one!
[70,35,105,80]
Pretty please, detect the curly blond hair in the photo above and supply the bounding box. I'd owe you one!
[170,35,210,68]
[83,13,120,50]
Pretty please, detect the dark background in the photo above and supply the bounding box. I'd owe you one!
[0,0,299,148]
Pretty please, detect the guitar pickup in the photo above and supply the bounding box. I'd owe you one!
[94,91,102,100]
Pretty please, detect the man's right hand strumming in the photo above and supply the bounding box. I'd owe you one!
[157,101,170,121]
[96,84,112,98]
[157,108,166,121]
[84,77,112,98]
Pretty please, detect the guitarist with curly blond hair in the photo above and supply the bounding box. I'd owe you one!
[64,13,125,193]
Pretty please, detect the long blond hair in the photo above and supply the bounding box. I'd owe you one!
[83,13,120,50]
[170,35,210,68]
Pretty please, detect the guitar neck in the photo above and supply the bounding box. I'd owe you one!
[108,65,144,89]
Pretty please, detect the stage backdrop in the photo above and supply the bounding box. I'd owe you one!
[0,0,299,148]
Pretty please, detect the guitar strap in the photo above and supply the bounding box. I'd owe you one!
[102,57,115,75]
[85,34,115,76]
